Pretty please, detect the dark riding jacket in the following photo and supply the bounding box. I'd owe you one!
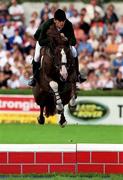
[34,18,76,47]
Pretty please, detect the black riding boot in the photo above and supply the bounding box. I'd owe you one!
[28,59,40,87]
[74,57,87,83]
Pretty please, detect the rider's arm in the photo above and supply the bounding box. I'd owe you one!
[34,19,53,46]
[34,25,42,41]
[65,20,76,46]
[68,21,76,46]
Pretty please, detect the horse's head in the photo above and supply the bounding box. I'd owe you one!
[45,24,74,81]
[47,24,68,48]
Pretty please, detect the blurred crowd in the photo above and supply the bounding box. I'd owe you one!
[0,0,123,90]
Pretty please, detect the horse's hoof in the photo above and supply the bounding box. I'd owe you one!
[68,103,76,112]
[59,119,67,128]
[37,116,45,125]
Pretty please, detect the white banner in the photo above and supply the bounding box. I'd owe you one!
[64,96,123,125]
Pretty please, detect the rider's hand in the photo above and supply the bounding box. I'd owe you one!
[60,33,68,41]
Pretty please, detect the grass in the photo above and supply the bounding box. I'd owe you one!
[0,89,123,96]
[1,174,123,180]
[0,124,123,144]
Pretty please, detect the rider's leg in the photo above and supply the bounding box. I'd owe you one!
[28,42,41,87]
[70,46,87,83]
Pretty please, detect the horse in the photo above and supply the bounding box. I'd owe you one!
[32,24,77,127]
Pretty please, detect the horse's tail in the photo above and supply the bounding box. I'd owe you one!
[45,93,56,117]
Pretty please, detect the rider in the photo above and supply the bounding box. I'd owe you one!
[28,9,86,86]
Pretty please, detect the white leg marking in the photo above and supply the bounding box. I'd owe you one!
[49,81,63,111]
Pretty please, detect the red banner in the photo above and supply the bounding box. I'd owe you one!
[0,95,39,112]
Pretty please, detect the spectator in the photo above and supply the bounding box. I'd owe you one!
[0,44,7,69]
[115,71,123,89]
[25,48,34,65]
[26,18,38,37]
[85,0,104,24]
[0,25,5,49]
[3,21,15,39]
[3,63,12,81]
[2,21,15,50]
[40,12,49,24]
[7,73,20,88]
[97,71,114,89]
[105,34,119,54]
[87,31,99,50]
[90,20,104,40]
[77,33,93,55]
[0,71,8,88]
[19,70,30,88]
[68,9,80,26]
[22,32,34,54]
[103,4,118,25]
[66,4,75,18]
[90,11,105,39]
[49,5,56,19]
[79,10,90,35]
[5,51,14,66]
[119,65,123,75]
[74,23,85,43]
[78,70,97,90]
[30,11,40,27]
[0,2,8,21]
[13,28,23,45]
[118,36,123,53]
[112,52,123,75]
[115,15,123,37]
[40,1,50,19]
[8,0,24,22]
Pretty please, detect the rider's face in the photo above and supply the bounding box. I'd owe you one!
[54,19,65,30]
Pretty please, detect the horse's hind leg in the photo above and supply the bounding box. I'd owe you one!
[68,84,77,112]
[38,106,45,125]
[68,95,77,112]
[49,81,63,113]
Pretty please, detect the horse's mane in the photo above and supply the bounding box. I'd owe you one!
[46,24,74,68]
[47,24,68,48]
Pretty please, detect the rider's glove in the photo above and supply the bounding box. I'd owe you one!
[60,33,68,41]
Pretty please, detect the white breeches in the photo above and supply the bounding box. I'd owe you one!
[34,42,41,62]
[34,42,77,62]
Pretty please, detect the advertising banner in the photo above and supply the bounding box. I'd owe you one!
[0,95,57,124]
[64,96,123,125]
[0,95,123,125]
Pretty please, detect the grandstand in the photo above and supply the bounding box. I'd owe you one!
[0,0,123,90]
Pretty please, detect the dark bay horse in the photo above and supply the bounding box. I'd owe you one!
[32,24,77,127]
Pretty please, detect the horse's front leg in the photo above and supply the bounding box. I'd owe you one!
[49,81,63,113]
[38,106,45,124]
